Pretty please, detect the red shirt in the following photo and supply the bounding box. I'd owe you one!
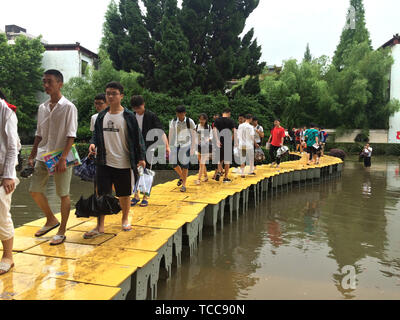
[270,126,286,147]
[5,101,17,112]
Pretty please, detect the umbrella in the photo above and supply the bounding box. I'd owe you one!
[75,182,121,218]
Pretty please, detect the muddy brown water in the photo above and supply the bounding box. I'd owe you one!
[10,158,400,300]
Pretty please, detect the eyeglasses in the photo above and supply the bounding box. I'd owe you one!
[105,92,120,97]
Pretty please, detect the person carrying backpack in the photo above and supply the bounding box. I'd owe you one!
[168,105,196,192]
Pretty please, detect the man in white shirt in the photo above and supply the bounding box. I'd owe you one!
[28,70,78,246]
[252,117,264,147]
[168,105,196,192]
[0,98,20,275]
[90,93,107,132]
[237,114,256,177]
[363,143,373,168]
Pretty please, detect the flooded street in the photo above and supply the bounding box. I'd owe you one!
[10,158,400,300]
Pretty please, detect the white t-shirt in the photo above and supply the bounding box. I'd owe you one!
[195,124,213,145]
[103,111,130,169]
[90,113,99,132]
[35,96,78,161]
[364,147,372,158]
[238,122,255,149]
[135,113,144,131]
[0,99,20,179]
[254,125,264,143]
[169,117,196,147]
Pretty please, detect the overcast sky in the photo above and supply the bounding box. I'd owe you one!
[1,0,399,66]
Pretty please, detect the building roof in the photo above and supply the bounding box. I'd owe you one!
[380,34,400,49]
[44,42,98,60]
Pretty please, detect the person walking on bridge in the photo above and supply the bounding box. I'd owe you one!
[0,93,20,275]
[267,119,286,168]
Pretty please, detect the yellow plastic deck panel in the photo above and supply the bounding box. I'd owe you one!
[183,195,227,205]
[101,226,176,252]
[159,202,207,215]
[69,221,123,234]
[12,253,75,276]
[24,242,98,260]
[44,259,137,287]
[132,209,194,230]
[0,235,48,252]
[24,211,92,230]
[77,247,157,268]
[61,230,115,246]
[13,277,121,300]
[1,272,51,300]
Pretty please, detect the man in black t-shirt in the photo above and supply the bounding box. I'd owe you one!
[213,108,236,183]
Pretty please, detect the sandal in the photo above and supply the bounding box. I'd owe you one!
[83,229,104,239]
[180,186,187,193]
[139,200,149,207]
[0,261,14,276]
[122,224,132,232]
[131,198,140,207]
[177,179,183,186]
[50,234,66,246]
[35,222,60,237]
[202,178,209,182]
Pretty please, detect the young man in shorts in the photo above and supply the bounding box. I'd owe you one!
[237,114,256,177]
[87,82,146,236]
[213,108,237,183]
[304,123,320,165]
[168,105,196,192]
[28,70,78,246]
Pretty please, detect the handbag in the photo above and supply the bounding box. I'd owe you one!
[75,182,121,218]
[74,156,96,182]
[254,147,266,162]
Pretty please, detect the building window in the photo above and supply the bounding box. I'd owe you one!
[81,60,88,76]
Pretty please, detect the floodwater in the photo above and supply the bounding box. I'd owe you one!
[10,158,400,300]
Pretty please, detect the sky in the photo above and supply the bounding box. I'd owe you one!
[1,0,400,66]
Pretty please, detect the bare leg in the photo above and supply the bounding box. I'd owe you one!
[30,192,59,228]
[182,169,189,187]
[224,163,230,179]
[174,166,183,180]
[120,196,131,228]
[1,237,13,265]
[57,195,71,235]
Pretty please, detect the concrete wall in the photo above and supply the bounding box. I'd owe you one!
[332,129,388,143]
[388,44,400,143]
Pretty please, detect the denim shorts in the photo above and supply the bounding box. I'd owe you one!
[170,146,191,169]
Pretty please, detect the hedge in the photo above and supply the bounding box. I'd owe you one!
[325,142,400,156]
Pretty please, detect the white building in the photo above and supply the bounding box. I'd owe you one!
[2,25,98,104]
[381,34,400,143]
[37,43,98,104]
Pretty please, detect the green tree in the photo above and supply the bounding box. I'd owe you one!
[333,0,372,70]
[0,33,45,143]
[154,0,194,96]
[303,43,312,62]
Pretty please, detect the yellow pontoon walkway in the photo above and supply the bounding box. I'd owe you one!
[0,153,343,300]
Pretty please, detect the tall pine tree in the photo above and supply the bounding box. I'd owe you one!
[333,0,372,70]
[303,43,312,62]
[154,0,194,96]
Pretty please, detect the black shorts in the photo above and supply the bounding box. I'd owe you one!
[96,165,134,197]
[307,146,318,155]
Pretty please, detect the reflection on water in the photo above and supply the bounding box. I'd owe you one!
[10,160,400,300]
[157,159,400,300]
